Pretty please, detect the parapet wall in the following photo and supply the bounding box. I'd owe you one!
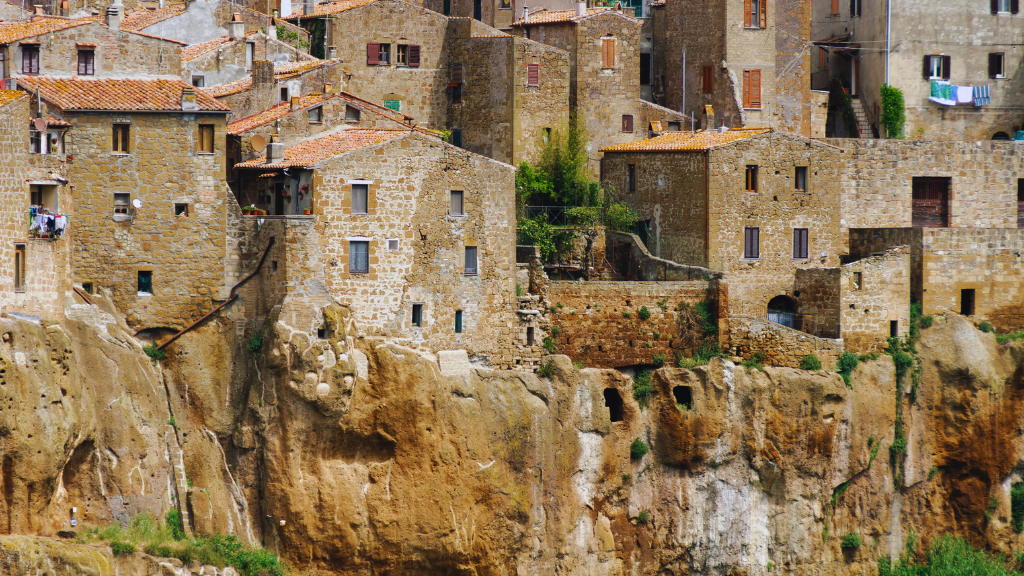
[727,315,843,369]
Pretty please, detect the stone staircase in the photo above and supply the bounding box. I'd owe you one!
[850,97,873,139]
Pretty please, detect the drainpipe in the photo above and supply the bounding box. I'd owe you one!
[885,0,891,85]
[681,48,686,114]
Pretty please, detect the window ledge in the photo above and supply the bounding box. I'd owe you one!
[138,292,152,297]
[743,107,762,111]
[13,290,25,294]
[112,214,132,222]
[449,213,466,218]
[308,121,323,125]
[464,272,479,276]
[198,152,215,155]
[741,258,760,262]
[112,152,130,156]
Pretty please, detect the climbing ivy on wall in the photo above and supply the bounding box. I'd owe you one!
[880,84,906,139]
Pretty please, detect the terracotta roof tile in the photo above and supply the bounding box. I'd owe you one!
[235,128,408,168]
[203,76,251,97]
[513,6,635,25]
[181,36,235,60]
[16,77,230,112]
[227,93,330,135]
[0,89,25,108]
[120,3,187,32]
[0,15,93,44]
[600,128,773,152]
[205,59,345,97]
[45,113,71,126]
[281,0,376,20]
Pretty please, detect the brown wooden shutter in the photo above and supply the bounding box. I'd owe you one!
[744,0,751,26]
[702,65,713,93]
[1013,0,1020,13]
[742,70,751,108]
[367,43,379,65]
[759,0,767,27]
[751,70,761,107]
[622,114,633,132]
[992,0,1000,13]
[527,63,539,86]
[451,63,463,83]
[941,56,951,79]
[602,38,614,68]
[924,55,932,78]
[831,0,838,14]
[409,45,420,67]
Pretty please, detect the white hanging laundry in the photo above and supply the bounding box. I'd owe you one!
[956,86,973,104]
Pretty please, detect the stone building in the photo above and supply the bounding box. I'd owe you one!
[205,58,349,118]
[651,0,816,137]
[15,76,237,330]
[232,126,521,356]
[0,13,184,79]
[812,0,1024,140]
[182,27,316,89]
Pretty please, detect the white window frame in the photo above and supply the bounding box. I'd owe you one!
[929,55,945,80]
[998,0,1011,13]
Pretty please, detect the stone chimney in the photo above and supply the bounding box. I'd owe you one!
[290,96,300,110]
[33,5,44,15]
[323,82,333,94]
[303,0,313,15]
[700,104,714,131]
[106,0,123,30]
[266,134,284,164]
[229,13,244,39]
[181,86,199,111]
[575,1,585,17]
[328,46,337,59]
[267,16,277,40]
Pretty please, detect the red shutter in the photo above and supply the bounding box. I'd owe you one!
[527,63,539,86]
[759,0,767,27]
[750,70,761,108]
[367,43,379,65]
[742,70,751,108]
[831,0,838,14]
[409,45,420,67]
[941,56,951,80]
[744,0,751,26]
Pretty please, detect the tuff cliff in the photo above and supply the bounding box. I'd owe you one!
[1,294,1022,576]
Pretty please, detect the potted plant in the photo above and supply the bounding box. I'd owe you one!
[303,208,311,215]
[243,204,256,215]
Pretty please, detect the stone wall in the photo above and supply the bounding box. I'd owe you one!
[69,111,235,330]
[605,231,718,282]
[214,59,348,119]
[545,280,717,368]
[726,315,843,369]
[841,245,911,354]
[772,0,811,136]
[184,32,315,88]
[637,99,688,136]
[510,36,570,166]
[793,267,840,338]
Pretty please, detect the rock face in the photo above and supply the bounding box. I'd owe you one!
[1,297,1023,576]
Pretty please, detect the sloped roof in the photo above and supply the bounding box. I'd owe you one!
[512,6,637,25]
[0,15,93,44]
[204,58,346,97]
[226,93,332,135]
[16,77,230,112]
[600,128,773,152]
[281,0,376,19]
[235,128,408,168]
[0,89,25,107]
[120,3,187,31]
[181,36,236,60]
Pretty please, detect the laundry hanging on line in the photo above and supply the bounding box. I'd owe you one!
[929,80,991,107]
[29,210,69,238]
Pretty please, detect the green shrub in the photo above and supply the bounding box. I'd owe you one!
[836,351,860,386]
[605,203,639,233]
[637,511,650,524]
[840,532,862,549]
[632,370,654,408]
[166,509,186,541]
[695,339,725,365]
[515,284,524,297]
[652,353,666,367]
[542,337,557,354]
[742,352,765,371]
[629,438,648,460]
[1012,482,1024,533]
[143,345,166,362]
[537,361,556,378]
[886,337,914,383]
[980,321,995,333]
[677,356,697,370]
[880,534,1023,576]
[550,325,561,337]
[247,332,263,353]
[920,314,933,329]
[638,306,651,321]
[799,354,822,371]
[572,360,584,369]
[879,83,906,139]
[623,311,632,319]
[656,297,668,311]
[110,541,135,556]
[621,473,631,483]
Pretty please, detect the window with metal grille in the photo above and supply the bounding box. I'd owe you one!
[601,37,615,68]
[112,123,130,153]
[22,45,39,74]
[527,63,539,86]
[113,193,130,214]
[387,238,399,251]
[450,190,464,216]
[351,184,368,214]
[794,166,807,191]
[138,271,153,294]
[745,165,758,192]
[77,49,94,75]
[911,177,950,227]
[349,241,369,274]
[198,124,214,153]
[793,228,808,259]
[744,227,759,259]
[742,70,761,108]
[14,244,25,292]
[465,246,478,275]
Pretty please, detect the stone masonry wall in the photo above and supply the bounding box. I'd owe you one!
[511,37,570,166]
[0,94,29,313]
[727,315,843,369]
[841,245,911,354]
[184,32,315,88]
[545,280,716,368]
[70,111,233,330]
[793,267,840,338]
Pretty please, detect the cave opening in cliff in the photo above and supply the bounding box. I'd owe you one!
[673,386,692,410]
[603,388,623,422]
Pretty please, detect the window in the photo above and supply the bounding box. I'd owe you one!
[411,303,423,327]
[112,123,130,153]
[527,63,539,87]
[345,105,361,122]
[702,65,713,94]
[526,326,535,345]
[743,227,760,259]
[672,386,692,410]
[198,124,214,154]
[191,75,205,87]
[384,99,400,111]
[1018,178,1024,228]
[465,246,478,275]
[742,69,761,108]
[449,82,463,104]
[601,37,615,68]
[622,114,634,133]
[604,388,623,422]
[744,0,766,27]
[961,288,975,316]
[850,0,861,16]
[349,241,369,274]
[82,282,93,294]
[500,0,510,7]
[308,106,322,123]
[280,87,289,102]
[627,164,636,192]
[245,42,254,69]
[819,47,827,68]
[450,190,464,216]
[113,193,130,214]
[794,166,807,191]
[640,53,651,86]
[989,53,1005,78]
[668,121,681,131]
[174,203,189,217]
[366,43,390,65]
[792,228,808,259]
[890,320,898,338]
[137,270,152,295]
[21,44,39,74]
[830,0,837,14]
[351,184,368,214]
[13,244,25,292]
[912,176,950,227]
[30,129,43,154]
[473,0,481,20]
[77,49,94,75]
[451,129,462,148]
[992,0,1019,13]
[852,271,862,290]
[396,44,407,66]
[387,238,399,251]
[443,0,450,15]
[543,127,551,144]
[924,55,951,80]
[454,310,463,333]
[745,165,758,192]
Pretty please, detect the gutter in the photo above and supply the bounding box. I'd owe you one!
[703,149,709,267]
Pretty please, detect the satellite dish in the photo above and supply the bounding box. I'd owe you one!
[250,134,267,153]
[33,118,46,131]
[132,199,142,209]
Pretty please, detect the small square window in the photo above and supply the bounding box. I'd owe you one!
[411,303,423,327]
[77,49,94,75]
[794,166,807,192]
[349,240,369,274]
[191,75,205,87]
[317,327,327,339]
[308,106,322,123]
[989,52,1005,79]
[384,99,401,112]
[351,184,368,214]
[667,121,681,131]
[852,271,862,290]
[387,238,399,251]
[280,87,289,102]
[345,105,361,122]
[450,190,465,216]
[138,270,153,294]
[82,282,93,294]
[113,193,130,214]
[745,165,758,192]
[621,114,634,133]
[174,203,189,217]
[465,246,478,275]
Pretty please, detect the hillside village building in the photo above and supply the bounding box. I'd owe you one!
[181,24,317,89]
[205,58,349,118]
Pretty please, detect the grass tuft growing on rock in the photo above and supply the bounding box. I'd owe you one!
[110,541,136,556]
[537,361,556,378]
[638,306,651,321]
[143,345,166,362]
[629,438,648,460]
[636,511,650,524]
[632,370,654,408]
[836,351,859,387]
[741,352,765,371]
[800,354,822,371]
[840,532,862,549]
[879,534,1024,576]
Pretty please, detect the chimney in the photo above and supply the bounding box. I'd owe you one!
[323,82,333,94]
[700,104,714,131]
[106,0,123,30]
[266,134,284,164]
[290,96,300,110]
[253,60,274,87]
[303,0,313,15]
[229,13,244,39]
[328,46,337,59]
[181,86,199,111]
[521,4,528,20]
[33,5,44,15]
[575,1,585,17]
[268,16,277,40]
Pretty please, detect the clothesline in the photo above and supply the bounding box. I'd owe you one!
[929,80,990,107]
[29,207,69,239]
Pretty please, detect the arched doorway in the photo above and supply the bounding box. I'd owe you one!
[766,295,798,329]
[993,131,1011,141]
